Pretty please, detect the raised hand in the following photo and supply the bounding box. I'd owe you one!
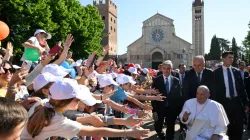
[155,94,166,101]
[127,122,150,139]
[9,68,29,86]
[90,114,107,127]
[102,89,117,100]
[62,34,74,49]
[121,104,130,114]
[183,111,191,122]
[143,103,153,111]
[102,45,110,56]
[20,97,41,110]
[149,88,160,94]
[123,114,143,126]
[136,110,147,118]
[6,42,13,56]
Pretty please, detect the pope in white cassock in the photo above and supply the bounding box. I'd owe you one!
[179,85,229,140]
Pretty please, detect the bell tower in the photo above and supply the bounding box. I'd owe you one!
[94,0,118,55]
[192,0,204,56]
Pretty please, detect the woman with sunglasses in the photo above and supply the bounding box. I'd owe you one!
[0,61,15,97]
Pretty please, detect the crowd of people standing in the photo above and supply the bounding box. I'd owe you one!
[0,28,250,140]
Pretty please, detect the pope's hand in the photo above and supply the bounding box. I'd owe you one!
[182,111,191,122]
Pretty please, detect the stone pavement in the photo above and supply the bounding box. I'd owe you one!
[141,114,250,140]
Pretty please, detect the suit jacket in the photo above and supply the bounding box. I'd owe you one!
[151,75,183,113]
[245,76,250,103]
[213,66,249,108]
[183,68,214,101]
[174,70,189,86]
[240,71,249,82]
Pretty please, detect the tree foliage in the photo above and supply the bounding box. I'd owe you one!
[243,22,250,64]
[207,35,221,60]
[231,37,239,66]
[217,38,230,52]
[0,0,104,62]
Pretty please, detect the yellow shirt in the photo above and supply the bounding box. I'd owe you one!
[0,88,7,97]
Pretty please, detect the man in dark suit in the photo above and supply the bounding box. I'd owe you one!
[214,51,249,140]
[183,56,214,101]
[239,61,249,82]
[245,76,250,129]
[175,63,189,88]
[151,60,183,140]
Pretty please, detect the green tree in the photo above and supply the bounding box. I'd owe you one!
[0,0,104,62]
[208,35,221,60]
[232,37,239,66]
[243,22,250,64]
[217,38,230,53]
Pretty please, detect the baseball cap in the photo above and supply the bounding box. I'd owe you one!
[49,78,101,106]
[33,72,63,92]
[116,74,136,85]
[128,67,138,75]
[71,59,83,67]
[42,64,72,77]
[142,68,149,74]
[34,29,52,39]
[135,64,141,69]
[97,74,118,88]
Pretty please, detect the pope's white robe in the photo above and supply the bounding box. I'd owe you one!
[179,99,229,140]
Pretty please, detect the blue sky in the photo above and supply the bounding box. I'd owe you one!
[81,0,250,55]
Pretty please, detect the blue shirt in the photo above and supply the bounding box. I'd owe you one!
[110,86,128,103]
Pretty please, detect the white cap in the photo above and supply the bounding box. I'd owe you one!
[97,74,118,88]
[71,59,83,67]
[110,73,117,79]
[128,67,138,75]
[34,29,52,39]
[116,74,136,85]
[42,64,72,77]
[49,78,101,106]
[87,70,100,79]
[142,68,149,74]
[135,64,141,69]
[33,72,63,92]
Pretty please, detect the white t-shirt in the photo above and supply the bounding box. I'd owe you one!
[21,99,82,140]
[21,36,45,61]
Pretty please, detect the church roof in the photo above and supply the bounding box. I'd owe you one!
[193,0,204,7]
[174,34,192,45]
[143,13,174,25]
[127,36,142,48]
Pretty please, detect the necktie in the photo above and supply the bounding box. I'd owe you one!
[181,74,184,86]
[197,72,201,84]
[227,68,235,98]
[166,77,169,94]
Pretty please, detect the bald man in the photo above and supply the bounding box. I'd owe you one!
[179,85,229,140]
[183,55,214,101]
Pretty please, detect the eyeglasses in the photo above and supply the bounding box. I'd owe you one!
[3,68,15,73]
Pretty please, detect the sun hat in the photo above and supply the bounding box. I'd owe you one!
[42,64,72,77]
[34,29,52,39]
[116,74,136,85]
[97,74,118,88]
[142,68,149,74]
[128,67,138,75]
[49,78,101,106]
[33,72,63,92]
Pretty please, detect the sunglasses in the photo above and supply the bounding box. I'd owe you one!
[3,68,15,73]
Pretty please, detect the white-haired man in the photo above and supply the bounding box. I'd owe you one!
[151,60,183,140]
[183,55,214,101]
[179,85,229,140]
